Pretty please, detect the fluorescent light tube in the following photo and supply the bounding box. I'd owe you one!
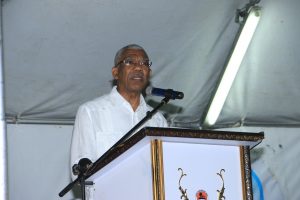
[203,6,261,127]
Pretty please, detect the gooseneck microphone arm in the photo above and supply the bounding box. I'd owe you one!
[58,96,172,199]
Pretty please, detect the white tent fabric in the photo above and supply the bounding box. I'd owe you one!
[2,0,243,126]
[4,0,300,128]
[4,0,300,127]
[3,0,300,199]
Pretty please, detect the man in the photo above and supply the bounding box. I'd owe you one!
[70,44,168,180]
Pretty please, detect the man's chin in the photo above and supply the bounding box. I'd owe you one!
[128,85,147,94]
[131,81,147,88]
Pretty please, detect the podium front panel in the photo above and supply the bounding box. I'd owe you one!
[162,141,244,200]
[86,128,262,200]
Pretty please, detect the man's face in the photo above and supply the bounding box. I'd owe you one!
[112,49,151,95]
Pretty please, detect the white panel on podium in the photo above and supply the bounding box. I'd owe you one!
[163,142,243,199]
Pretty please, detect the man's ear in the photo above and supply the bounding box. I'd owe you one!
[112,67,119,80]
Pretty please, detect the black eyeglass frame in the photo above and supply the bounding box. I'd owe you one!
[116,57,152,68]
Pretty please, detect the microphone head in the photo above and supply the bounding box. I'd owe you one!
[146,86,184,99]
[177,92,184,99]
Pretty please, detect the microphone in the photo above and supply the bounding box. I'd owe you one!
[72,158,93,176]
[146,86,184,100]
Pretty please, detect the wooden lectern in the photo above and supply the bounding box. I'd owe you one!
[85,127,264,200]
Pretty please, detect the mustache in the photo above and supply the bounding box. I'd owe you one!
[128,72,145,79]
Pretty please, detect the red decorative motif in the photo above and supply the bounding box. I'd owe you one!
[196,189,208,200]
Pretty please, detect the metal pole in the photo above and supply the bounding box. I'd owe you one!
[0,1,8,200]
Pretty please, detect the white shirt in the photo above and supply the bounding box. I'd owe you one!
[70,86,168,180]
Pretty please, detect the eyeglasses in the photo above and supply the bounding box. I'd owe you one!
[116,57,152,68]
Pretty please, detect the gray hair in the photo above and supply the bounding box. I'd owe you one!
[114,44,148,66]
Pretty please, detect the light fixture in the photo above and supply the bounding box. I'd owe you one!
[203,5,261,127]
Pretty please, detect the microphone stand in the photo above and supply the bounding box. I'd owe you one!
[59,96,171,199]
[59,169,93,199]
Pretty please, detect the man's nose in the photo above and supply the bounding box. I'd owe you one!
[132,64,143,70]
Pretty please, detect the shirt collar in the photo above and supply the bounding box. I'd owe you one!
[110,86,147,111]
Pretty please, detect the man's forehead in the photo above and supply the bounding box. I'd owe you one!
[121,49,148,58]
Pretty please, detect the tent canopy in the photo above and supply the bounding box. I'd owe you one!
[3,0,300,128]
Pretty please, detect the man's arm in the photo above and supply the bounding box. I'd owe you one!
[70,105,97,180]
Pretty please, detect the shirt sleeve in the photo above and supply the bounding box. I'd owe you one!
[70,105,97,180]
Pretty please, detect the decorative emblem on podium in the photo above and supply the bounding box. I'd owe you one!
[178,168,189,200]
[217,169,225,200]
[177,168,226,200]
